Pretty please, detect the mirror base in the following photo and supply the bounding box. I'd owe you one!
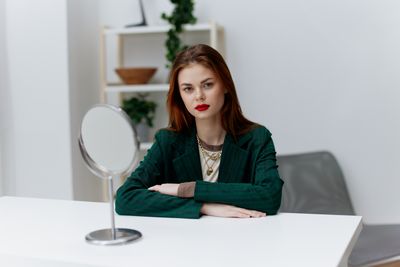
[85,228,142,245]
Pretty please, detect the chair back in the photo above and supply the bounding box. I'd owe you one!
[277,151,355,215]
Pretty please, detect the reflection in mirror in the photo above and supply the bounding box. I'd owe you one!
[79,104,142,245]
[80,104,138,177]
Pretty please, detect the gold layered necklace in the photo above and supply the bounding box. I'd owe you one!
[196,135,223,176]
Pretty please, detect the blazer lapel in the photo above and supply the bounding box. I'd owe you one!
[172,129,203,182]
[218,134,249,183]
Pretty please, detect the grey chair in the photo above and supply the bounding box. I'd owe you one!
[277,151,400,267]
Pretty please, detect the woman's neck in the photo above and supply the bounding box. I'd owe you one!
[195,117,226,146]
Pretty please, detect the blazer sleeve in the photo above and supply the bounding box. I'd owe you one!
[115,132,203,219]
[193,130,283,215]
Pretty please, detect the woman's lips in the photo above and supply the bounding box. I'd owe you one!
[195,104,210,111]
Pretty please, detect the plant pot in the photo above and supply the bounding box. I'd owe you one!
[135,122,150,143]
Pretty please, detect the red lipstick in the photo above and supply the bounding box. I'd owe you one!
[195,104,210,111]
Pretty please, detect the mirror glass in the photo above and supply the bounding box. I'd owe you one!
[79,104,139,179]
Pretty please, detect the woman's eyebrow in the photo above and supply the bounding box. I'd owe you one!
[180,78,213,87]
[201,78,213,83]
[180,82,192,87]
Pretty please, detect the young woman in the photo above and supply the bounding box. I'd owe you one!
[116,44,283,219]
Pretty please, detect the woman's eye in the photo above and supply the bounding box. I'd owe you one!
[182,87,192,92]
[203,83,213,89]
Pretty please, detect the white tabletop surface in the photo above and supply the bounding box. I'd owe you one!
[0,196,362,267]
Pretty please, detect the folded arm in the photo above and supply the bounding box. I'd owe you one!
[115,137,202,219]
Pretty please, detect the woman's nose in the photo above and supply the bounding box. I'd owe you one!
[195,88,205,101]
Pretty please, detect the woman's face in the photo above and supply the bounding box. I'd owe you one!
[178,63,225,122]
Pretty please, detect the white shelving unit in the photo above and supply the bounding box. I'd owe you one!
[100,21,224,151]
[106,83,169,93]
[104,23,219,35]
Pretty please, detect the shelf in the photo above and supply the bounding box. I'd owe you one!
[139,142,153,151]
[106,84,169,93]
[104,23,217,35]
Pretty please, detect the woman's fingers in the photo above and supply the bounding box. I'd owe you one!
[232,207,266,218]
[201,203,267,218]
[234,212,251,218]
[148,185,160,191]
[148,184,179,196]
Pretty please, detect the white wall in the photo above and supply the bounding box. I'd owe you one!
[67,0,103,201]
[2,0,104,201]
[5,0,73,199]
[0,0,17,198]
[0,0,5,195]
[100,0,400,223]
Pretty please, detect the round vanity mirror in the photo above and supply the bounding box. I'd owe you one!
[79,104,142,245]
[79,104,139,178]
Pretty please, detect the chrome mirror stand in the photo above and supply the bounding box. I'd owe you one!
[85,176,141,245]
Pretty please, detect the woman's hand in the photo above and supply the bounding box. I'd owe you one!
[201,203,267,218]
[148,183,179,197]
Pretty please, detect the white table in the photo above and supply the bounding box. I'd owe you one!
[0,196,362,267]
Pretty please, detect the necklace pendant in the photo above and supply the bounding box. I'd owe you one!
[206,168,213,176]
[210,154,218,161]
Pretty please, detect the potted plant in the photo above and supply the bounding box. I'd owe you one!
[161,0,197,68]
[121,94,157,142]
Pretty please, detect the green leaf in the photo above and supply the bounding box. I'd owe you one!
[121,96,157,127]
[163,0,197,68]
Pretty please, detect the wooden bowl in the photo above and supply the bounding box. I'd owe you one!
[115,67,157,84]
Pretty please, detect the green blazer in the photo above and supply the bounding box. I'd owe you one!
[115,126,283,219]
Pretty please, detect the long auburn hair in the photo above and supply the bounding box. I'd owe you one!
[166,44,257,138]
